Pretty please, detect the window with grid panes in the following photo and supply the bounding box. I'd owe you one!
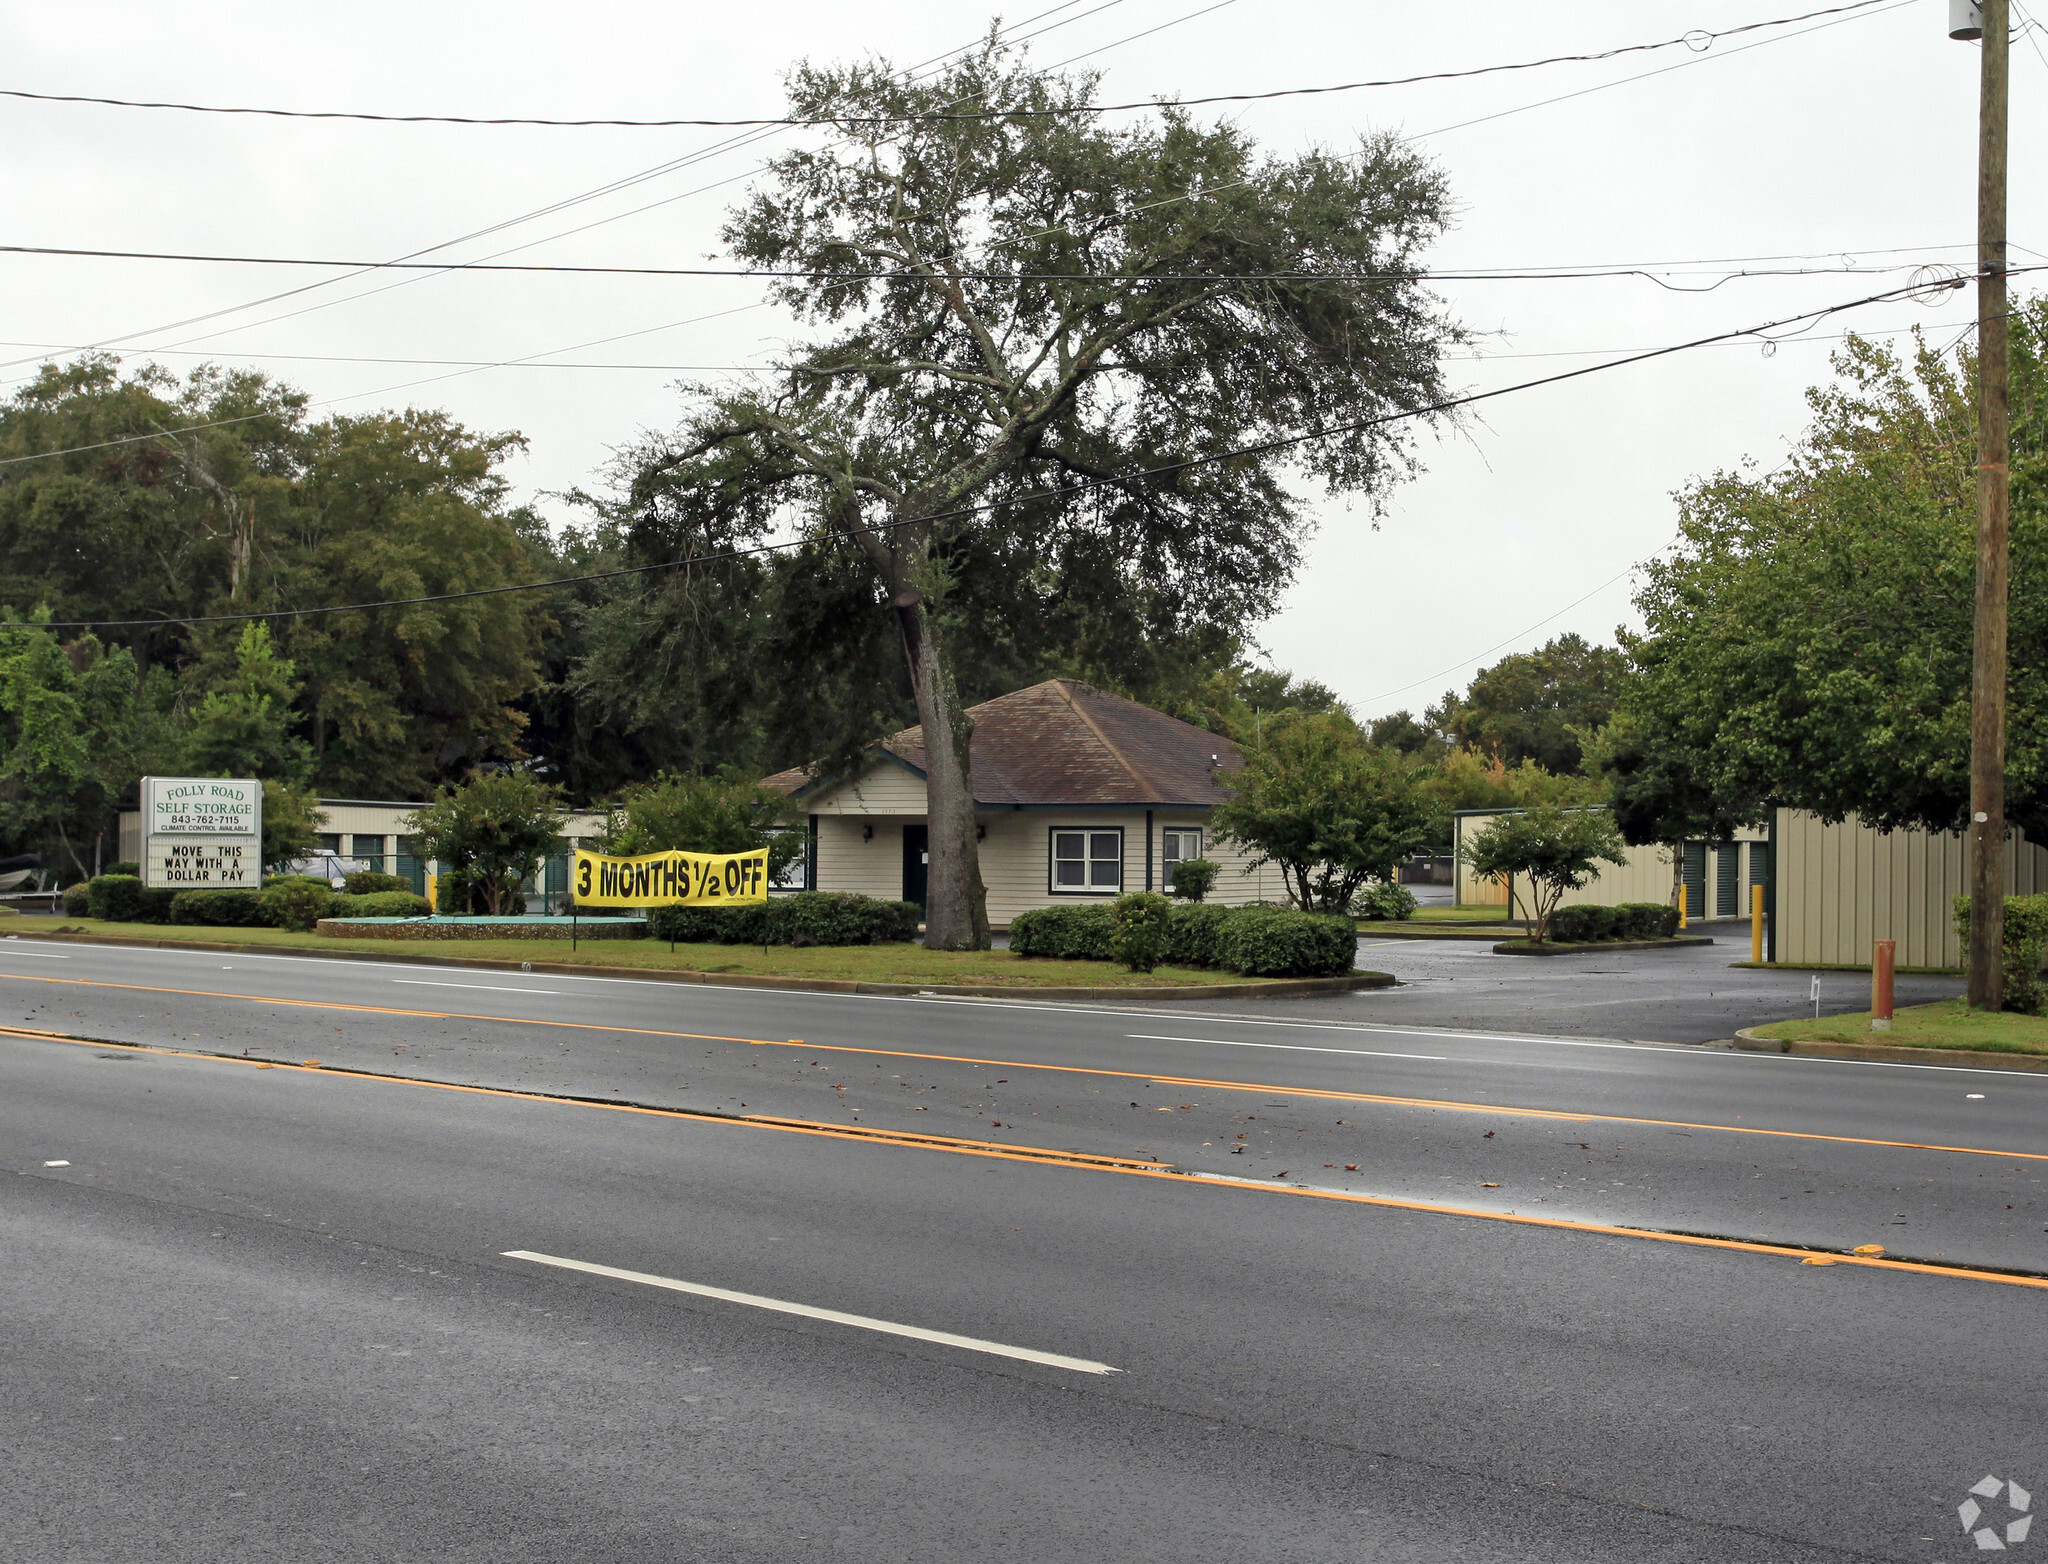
[1050,828,1122,893]
[1161,828,1202,890]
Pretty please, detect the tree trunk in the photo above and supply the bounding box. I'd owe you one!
[895,600,989,950]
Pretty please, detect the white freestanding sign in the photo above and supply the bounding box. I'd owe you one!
[141,777,263,890]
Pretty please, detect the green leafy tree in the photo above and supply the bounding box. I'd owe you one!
[1429,633,1626,775]
[278,410,546,796]
[596,772,803,883]
[1212,714,1435,912]
[261,780,325,874]
[608,38,1460,948]
[406,772,563,916]
[1581,711,1751,907]
[1415,747,1601,850]
[182,623,314,783]
[1457,806,1627,943]
[0,619,179,878]
[1366,709,1438,756]
[0,361,548,799]
[1616,302,2048,836]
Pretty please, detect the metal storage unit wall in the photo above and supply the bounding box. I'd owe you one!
[1773,808,2048,968]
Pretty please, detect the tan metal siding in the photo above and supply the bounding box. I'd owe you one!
[1774,808,2048,968]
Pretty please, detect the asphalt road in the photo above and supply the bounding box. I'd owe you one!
[4,937,2042,1562]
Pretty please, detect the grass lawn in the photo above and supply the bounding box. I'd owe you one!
[1753,997,2048,1055]
[19,917,1285,988]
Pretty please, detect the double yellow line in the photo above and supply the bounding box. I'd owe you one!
[8,1001,2045,1291]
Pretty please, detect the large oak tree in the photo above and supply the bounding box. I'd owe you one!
[614,38,1461,947]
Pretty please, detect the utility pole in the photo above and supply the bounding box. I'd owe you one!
[1955,0,2011,1010]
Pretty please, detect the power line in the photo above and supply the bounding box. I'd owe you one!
[0,1,1126,377]
[0,241,1958,287]
[992,0,1915,250]
[0,3,1891,127]
[12,270,2012,626]
[1356,555,1663,709]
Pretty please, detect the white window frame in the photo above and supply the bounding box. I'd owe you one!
[1160,827,1202,891]
[1049,826,1124,896]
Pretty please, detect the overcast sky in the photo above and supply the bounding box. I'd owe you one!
[3,0,2041,721]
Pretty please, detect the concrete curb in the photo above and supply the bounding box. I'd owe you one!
[1731,1026,2048,1072]
[1491,936,1716,957]
[6,929,1392,1003]
[1354,926,1523,942]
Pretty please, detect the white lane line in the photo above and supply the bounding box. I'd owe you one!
[500,1250,1119,1374]
[1127,1034,1447,1063]
[0,951,71,958]
[392,979,560,995]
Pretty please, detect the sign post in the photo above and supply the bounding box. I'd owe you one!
[141,777,263,890]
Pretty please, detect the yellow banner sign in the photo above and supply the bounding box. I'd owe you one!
[573,847,770,908]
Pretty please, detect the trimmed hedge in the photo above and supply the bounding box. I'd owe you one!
[1012,899,1356,978]
[646,891,921,947]
[1615,901,1681,940]
[86,874,176,924]
[62,883,90,918]
[331,890,432,919]
[262,879,335,933]
[1008,905,1114,960]
[1165,903,1234,969]
[170,889,269,926]
[1217,906,1358,977]
[342,870,412,895]
[1546,902,1682,943]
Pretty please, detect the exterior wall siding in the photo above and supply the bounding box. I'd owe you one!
[806,766,929,816]
[1452,808,1763,915]
[798,760,1287,922]
[1773,808,2048,969]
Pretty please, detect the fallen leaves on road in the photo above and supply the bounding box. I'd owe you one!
[1480,1182,1500,1188]
[1345,1165,1359,1171]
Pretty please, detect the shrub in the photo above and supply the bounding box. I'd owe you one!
[645,892,920,947]
[330,891,432,919]
[107,861,139,879]
[1109,892,1173,972]
[342,870,411,895]
[262,878,335,933]
[170,889,270,926]
[1353,880,1418,921]
[1167,858,1218,903]
[1615,902,1681,940]
[1216,906,1357,977]
[1008,904,1115,960]
[1954,893,2048,1014]
[62,883,90,918]
[1547,904,1622,944]
[87,874,176,924]
[1165,903,1234,969]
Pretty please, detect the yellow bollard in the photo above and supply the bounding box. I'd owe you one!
[1678,886,1687,930]
[425,872,437,914]
[1751,882,1764,963]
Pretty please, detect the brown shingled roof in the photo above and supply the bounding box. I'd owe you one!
[762,679,1241,807]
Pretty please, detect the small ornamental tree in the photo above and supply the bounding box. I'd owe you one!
[1211,715,1433,913]
[261,780,325,873]
[1458,806,1627,943]
[406,771,562,915]
[597,771,802,883]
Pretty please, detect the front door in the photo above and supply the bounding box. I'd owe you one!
[902,824,929,910]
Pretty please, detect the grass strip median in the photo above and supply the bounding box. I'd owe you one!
[1751,998,2048,1055]
[14,917,1284,989]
